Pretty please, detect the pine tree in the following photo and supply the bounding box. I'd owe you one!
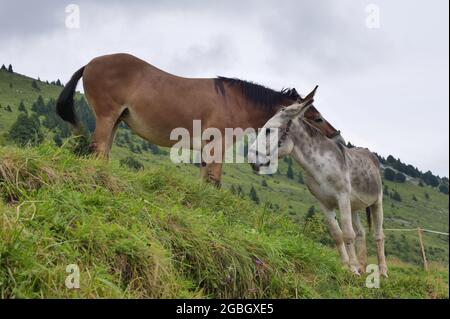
[1,64,6,71]
[261,179,268,187]
[249,185,260,204]
[7,64,13,73]
[237,185,243,197]
[383,168,396,181]
[8,113,44,146]
[298,172,304,184]
[392,191,402,202]
[287,164,294,179]
[304,206,316,221]
[32,80,40,91]
[18,101,27,113]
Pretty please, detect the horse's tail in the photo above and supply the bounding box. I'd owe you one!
[56,66,85,128]
[365,206,372,232]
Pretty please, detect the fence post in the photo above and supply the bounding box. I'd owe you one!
[417,227,428,271]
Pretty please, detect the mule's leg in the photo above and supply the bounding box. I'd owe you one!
[321,207,349,267]
[371,198,388,277]
[352,212,367,273]
[338,197,359,275]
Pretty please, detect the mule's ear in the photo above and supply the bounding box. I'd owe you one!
[303,85,318,104]
[282,102,306,119]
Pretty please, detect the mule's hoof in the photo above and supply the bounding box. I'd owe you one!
[350,266,361,276]
[379,265,388,278]
[359,265,367,274]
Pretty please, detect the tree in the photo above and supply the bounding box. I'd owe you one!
[1,64,6,71]
[304,206,316,221]
[249,185,260,204]
[392,191,402,202]
[8,113,44,146]
[439,184,449,195]
[18,101,27,113]
[237,185,244,197]
[395,172,406,183]
[424,192,430,200]
[412,194,418,201]
[287,164,294,179]
[7,64,13,73]
[384,168,396,181]
[298,172,305,184]
[261,179,268,187]
[422,171,439,187]
[32,80,40,91]
[5,105,12,112]
[386,155,396,165]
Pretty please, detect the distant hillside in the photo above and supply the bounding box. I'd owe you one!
[0,67,448,268]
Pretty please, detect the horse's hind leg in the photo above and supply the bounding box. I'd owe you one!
[352,212,367,273]
[90,101,124,158]
[371,198,388,277]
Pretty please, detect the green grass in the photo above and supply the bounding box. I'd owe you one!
[0,144,448,298]
[0,68,449,298]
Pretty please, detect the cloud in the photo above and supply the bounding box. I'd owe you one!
[0,0,448,176]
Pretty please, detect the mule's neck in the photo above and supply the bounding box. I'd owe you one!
[288,119,342,178]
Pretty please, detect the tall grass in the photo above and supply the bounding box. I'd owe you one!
[0,144,448,298]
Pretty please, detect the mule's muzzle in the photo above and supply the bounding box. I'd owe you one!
[250,160,271,173]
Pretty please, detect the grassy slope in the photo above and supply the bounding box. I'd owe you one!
[0,69,448,294]
[0,144,448,298]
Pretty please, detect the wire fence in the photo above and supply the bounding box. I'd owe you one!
[384,227,449,270]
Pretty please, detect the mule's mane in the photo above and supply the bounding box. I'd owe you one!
[215,77,300,110]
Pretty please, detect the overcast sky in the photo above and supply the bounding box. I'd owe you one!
[1,0,448,176]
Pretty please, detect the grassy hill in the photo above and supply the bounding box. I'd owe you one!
[0,144,448,298]
[0,68,449,298]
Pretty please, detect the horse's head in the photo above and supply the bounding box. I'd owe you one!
[303,102,345,145]
[248,86,318,173]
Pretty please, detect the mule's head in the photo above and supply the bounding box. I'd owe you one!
[248,86,317,173]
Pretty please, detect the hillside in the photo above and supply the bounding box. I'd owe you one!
[0,67,448,277]
[0,144,448,298]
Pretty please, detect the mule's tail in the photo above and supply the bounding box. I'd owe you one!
[365,206,372,232]
[56,66,85,128]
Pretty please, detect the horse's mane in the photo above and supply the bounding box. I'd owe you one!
[215,77,300,110]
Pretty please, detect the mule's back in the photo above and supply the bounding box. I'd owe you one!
[344,147,382,209]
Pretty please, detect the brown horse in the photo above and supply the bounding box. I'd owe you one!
[57,53,343,185]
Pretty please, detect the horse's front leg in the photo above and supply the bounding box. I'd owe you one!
[338,197,360,275]
[200,162,223,188]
